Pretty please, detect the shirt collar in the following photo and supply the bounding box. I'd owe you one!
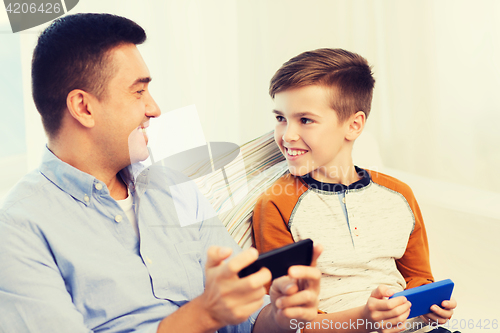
[39,146,139,205]
[300,166,371,192]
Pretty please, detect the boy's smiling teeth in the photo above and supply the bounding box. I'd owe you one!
[286,148,307,156]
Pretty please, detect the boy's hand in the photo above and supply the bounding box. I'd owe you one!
[362,285,411,333]
[269,244,323,329]
[420,298,457,325]
[198,246,271,329]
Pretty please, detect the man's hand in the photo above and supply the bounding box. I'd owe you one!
[268,244,323,329]
[420,298,457,326]
[362,285,411,333]
[198,246,272,330]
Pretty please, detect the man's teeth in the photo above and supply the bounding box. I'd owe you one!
[287,149,306,156]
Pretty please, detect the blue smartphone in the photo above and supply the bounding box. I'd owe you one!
[389,279,454,318]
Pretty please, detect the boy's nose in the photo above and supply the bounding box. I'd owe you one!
[282,125,299,143]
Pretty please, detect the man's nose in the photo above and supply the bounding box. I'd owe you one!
[146,92,161,118]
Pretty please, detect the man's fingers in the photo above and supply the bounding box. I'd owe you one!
[270,275,299,299]
[277,304,317,322]
[287,265,321,282]
[239,267,272,291]
[222,247,259,278]
[275,289,318,310]
[228,298,266,325]
[286,266,321,294]
[205,246,233,269]
[310,244,323,267]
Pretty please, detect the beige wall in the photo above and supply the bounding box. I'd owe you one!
[12,0,499,195]
[2,0,499,194]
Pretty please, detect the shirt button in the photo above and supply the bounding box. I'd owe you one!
[84,195,90,202]
[95,183,103,190]
[145,256,153,264]
[342,197,346,204]
[115,215,123,223]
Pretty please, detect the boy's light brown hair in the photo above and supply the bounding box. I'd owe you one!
[269,48,375,123]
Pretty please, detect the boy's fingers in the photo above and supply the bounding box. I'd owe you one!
[430,304,453,319]
[371,285,396,299]
[393,302,412,318]
[370,286,383,299]
[441,298,457,310]
[222,247,259,278]
[423,312,449,325]
[382,308,411,329]
[206,246,233,269]
[384,316,410,333]
[386,296,409,309]
[368,296,409,313]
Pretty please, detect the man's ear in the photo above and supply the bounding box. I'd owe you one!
[345,111,366,141]
[66,89,96,128]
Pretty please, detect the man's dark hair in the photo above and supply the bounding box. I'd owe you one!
[269,48,375,123]
[32,13,146,137]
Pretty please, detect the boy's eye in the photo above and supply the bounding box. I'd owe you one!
[276,116,286,122]
[301,118,313,124]
[136,89,145,95]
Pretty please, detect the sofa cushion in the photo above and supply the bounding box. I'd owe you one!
[192,131,287,249]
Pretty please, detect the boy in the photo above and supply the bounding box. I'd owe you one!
[252,49,456,332]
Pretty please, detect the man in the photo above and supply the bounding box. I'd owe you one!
[0,13,321,333]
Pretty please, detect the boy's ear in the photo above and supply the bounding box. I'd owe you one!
[66,89,96,129]
[345,111,366,141]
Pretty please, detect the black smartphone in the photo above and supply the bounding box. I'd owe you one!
[238,239,313,280]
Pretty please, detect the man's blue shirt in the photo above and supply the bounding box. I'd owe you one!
[0,148,266,332]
